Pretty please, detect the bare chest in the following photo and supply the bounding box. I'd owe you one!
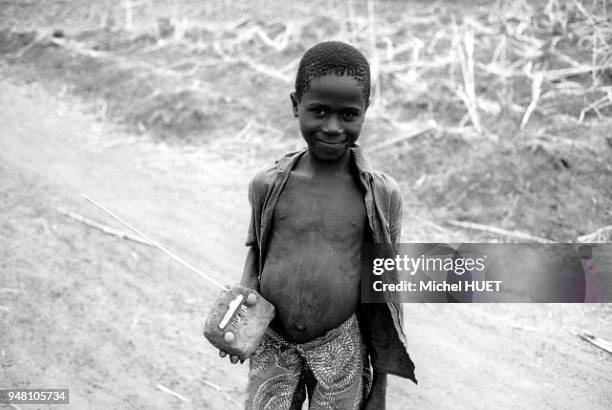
[273,172,367,238]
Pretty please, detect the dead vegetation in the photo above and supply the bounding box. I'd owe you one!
[1,0,611,241]
[2,1,611,139]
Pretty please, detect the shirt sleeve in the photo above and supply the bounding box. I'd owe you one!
[244,165,274,248]
[362,172,417,383]
[389,183,403,245]
[362,303,416,382]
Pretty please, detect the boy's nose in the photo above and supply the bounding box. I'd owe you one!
[322,116,343,135]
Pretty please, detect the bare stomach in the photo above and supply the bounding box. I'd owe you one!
[260,238,362,343]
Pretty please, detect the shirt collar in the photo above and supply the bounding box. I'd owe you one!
[276,145,373,175]
[350,144,373,175]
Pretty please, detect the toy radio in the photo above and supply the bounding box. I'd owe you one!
[203,285,275,360]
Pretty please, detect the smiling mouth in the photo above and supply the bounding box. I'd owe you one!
[316,138,346,146]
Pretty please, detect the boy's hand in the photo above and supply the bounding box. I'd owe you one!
[218,350,245,364]
[217,291,258,365]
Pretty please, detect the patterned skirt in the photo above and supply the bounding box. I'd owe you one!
[246,314,371,410]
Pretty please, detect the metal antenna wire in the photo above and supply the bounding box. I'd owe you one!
[83,195,229,291]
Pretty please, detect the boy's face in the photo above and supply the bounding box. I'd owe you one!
[291,74,367,162]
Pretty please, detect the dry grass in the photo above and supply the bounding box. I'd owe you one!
[1,0,611,241]
[3,1,611,139]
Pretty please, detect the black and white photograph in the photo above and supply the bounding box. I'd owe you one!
[1,0,611,409]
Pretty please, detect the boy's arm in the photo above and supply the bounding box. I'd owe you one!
[240,174,262,291]
[239,169,265,291]
[220,175,262,363]
[239,244,260,291]
[364,371,387,410]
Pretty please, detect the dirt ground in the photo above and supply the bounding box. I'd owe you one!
[1,1,612,409]
[1,79,611,409]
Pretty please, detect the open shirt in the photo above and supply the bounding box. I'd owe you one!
[246,146,416,383]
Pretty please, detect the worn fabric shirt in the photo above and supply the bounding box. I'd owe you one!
[245,146,416,383]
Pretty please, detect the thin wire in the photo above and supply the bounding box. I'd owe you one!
[83,195,229,290]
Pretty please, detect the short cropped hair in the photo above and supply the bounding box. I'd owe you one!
[295,41,371,105]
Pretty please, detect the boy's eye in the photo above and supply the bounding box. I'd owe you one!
[342,111,358,121]
[311,108,328,117]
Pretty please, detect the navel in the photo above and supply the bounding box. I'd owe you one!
[293,322,307,331]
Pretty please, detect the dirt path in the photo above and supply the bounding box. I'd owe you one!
[1,79,611,409]
[0,79,252,409]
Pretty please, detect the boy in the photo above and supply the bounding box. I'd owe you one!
[220,41,416,409]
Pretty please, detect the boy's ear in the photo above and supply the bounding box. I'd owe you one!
[290,92,299,118]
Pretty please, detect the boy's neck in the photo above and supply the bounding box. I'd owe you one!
[302,149,351,176]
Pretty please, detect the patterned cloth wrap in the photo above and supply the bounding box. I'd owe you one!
[246,314,372,410]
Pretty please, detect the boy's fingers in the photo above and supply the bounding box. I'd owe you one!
[245,292,258,306]
[230,355,239,364]
[219,350,227,358]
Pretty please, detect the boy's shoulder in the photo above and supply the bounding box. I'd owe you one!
[367,168,402,208]
[368,167,400,191]
[249,148,305,190]
[351,147,401,197]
